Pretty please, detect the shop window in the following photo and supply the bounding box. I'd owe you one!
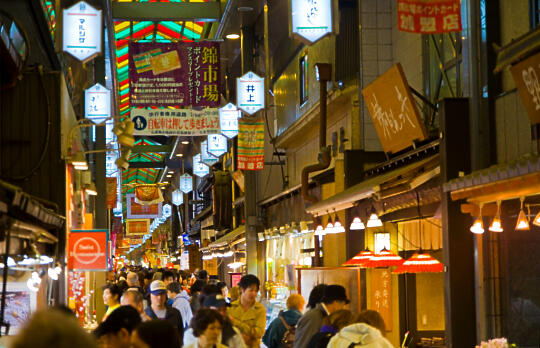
[299,53,308,105]
[416,272,445,331]
[374,232,390,253]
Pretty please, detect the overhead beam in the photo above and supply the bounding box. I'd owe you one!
[111,2,221,22]
[131,145,171,153]
[129,159,184,169]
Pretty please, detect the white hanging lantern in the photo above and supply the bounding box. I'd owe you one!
[172,189,183,206]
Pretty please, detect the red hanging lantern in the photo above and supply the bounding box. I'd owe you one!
[342,249,374,267]
[392,253,444,274]
[363,248,404,268]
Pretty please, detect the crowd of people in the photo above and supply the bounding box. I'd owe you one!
[8,268,394,348]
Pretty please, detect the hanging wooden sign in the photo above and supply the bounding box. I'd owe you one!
[511,51,540,124]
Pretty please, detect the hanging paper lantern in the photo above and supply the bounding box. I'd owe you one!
[342,249,374,267]
[172,189,183,206]
[392,253,444,274]
[363,248,404,268]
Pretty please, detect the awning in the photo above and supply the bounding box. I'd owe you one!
[306,155,439,216]
[207,225,245,249]
[443,153,540,203]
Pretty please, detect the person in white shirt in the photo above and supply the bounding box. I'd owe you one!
[167,281,193,329]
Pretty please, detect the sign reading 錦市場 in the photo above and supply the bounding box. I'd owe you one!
[63,1,102,62]
[290,0,336,44]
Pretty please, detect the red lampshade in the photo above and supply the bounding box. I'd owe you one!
[343,249,374,267]
[392,253,444,274]
[363,248,404,268]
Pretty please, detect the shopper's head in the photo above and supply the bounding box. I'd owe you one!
[162,270,174,286]
[238,274,260,304]
[103,283,122,306]
[121,290,145,314]
[94,306,141,348]
[190,279,206,294]
[322,309,354,333]
[199,283,221,307]
[131,320,180,348]
[307,283,328,309]
[320,285,350,313]
[197,269,209,281]
[216,281,228,298]
[166,282,182,299]
[126,272,139,287]
[149,280,167,309]
[11,309,97,348]
[190,308,224,346]
[202,294,230,317]
[355,310,387,336]
[286,294,305,312]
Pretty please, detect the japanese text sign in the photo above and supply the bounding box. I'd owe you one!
[201,140,218,166]
[179,173,193,193]
[207,134,228,157]
[362,63,427,154]
[126,193,162,219]
[193,153,209,177]
[290,0,335,44]
[219,103,241,138]
[85,83,110,124]
[371,268,392,331]
[397,0,462,34]
[131,108,220,136]
[129,42,220,108]
[238,117,265,170]
[237,72,264,115]
[511,51,540,124]
[106,177,117,210]
[63,1,102,62]
[68,229,108,271]
[126,219,150,236]
[172,189,183,206]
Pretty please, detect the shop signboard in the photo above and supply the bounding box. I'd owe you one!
[397,0,462,34]
[131,108,220,136]
[129,41,220,108]
[171,189,183,206]
[126,219,150,236]
[237,72,264,115]
[63,1,102,62]
[68,229,108,271]
[362,63,427,155]
[219,103,241,138]
[207,134,228,157]
[371,268,392,331]
[201,140,218,166]
[106,177,117,209]
[162,204,172,218]
[511,51,540,124]
[179,173,193,193]
[84,83,110,124]
[193,153,209,177]
[237,117,265,170]
[290,0,336,44]
[126,193,162,219]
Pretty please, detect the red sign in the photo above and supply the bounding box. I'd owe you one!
[398,0,462,34]
[237,117,265,171]
[68,229,108,270]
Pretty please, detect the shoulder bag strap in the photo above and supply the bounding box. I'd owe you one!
[278,315,291,330]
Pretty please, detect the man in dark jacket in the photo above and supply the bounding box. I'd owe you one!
[263,294,305,348]
[293,284,349,348]
[144,280,184,342]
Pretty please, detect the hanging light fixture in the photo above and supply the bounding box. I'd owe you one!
[533,209,540,227]
[470,203,484,234]
[350,217,365,230]
[342,248,374,267]
[516,197,529,230]
[363,248,404,268]
[314,216,325,236]
[366,207,382,228]
[332,213,345,233]
[392,253,444,274]
[324,213,334,233]
[488,201,503,232]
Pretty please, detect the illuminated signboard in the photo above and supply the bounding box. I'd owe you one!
[179,173,193,194]
[171,189,183,206]
[219,103,241,138]
[290,0,335,44]
[63,1,102,61]
[237,71,264,115]
[207,134,228,157]
[201,140,218,166]
[193,153,209,178]
[85,83,111,124]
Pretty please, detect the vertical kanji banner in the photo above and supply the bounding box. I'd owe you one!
[106,177,117,209]
[397,0,462,34]
[237,117,265,170]
[188,42,220,107]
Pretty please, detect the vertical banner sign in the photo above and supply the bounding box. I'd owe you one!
[85,83,111,124]
[129,42,188,107]
[238,117,265,170]
[290,0,335,44]
[179,173,193,193]
[188,42,221,107]
[105,177,117,209]
[193,153,210,177]
[371,268,392,331]
[63,1,102,61]
[207,134,228,157]
[219,103,241,138]
[397,0,462,34]
[510,51,540,124]
[201,140,218,166]
[237,72,264,115]
[68,229,108,270]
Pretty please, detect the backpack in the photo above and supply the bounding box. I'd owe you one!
[278,314,296,348]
